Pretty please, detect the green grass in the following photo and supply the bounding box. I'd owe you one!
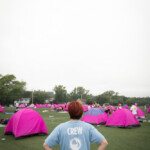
[0,107,150,150]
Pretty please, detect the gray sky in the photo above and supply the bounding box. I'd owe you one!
[0,0,150,97]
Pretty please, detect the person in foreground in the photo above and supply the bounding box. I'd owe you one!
[43,101,108,150]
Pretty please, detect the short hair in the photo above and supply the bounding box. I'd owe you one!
[68,101,83,119]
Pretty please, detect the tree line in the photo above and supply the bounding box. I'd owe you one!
[0,74,150,106]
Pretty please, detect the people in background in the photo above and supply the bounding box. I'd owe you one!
[117,103,122,109]
[130,103,137,117]
[43,101,108,150]
[145,104,149,110]
[88,105,91,111]
[94,103,99,108]
[102,104,106,110]
[15,102,19,109]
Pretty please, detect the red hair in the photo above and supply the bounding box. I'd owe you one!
[68,101,83,119]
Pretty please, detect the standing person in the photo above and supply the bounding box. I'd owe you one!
[146,104,149,110]
[130,103,137,116]
[88,105,91,111]
[43,101,108,150]
[15,102,19,109]
[117,103,122,110]
[102,103,106,110]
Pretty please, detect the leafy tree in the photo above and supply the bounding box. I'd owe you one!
[66,93,72,102]
[86,99,93,105]
[69,88,78,101]
[101,90,116,104]
[126,98,135,106]
[23,91,32,98]
[46,91,54,98]
[95,95,109,104]
[69,86,89,101]
[53,85,67,103]
[32,90,50,104]
[112,96,124,105]
[137,97,150,105]
[125,97,150,106]
[95,90,126,105]
[0,74,26,105]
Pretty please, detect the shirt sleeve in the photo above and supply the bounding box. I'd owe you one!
[90,126,104,144]
[45,126,60,148]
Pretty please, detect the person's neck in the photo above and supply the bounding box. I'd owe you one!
[70,119,79,121]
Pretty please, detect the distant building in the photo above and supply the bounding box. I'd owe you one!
[44,98,54,104]
[14,98,30,106]
[77,98,87,104]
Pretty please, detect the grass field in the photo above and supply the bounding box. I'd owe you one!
[0,107,150,150]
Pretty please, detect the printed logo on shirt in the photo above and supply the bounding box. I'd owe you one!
[67,127,82,135]
[70,137,81,150]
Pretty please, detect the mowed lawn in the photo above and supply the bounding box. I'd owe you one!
[0,107,150,150]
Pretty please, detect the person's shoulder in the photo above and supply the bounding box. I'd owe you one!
[59,121,69,126]
[57,121,71,128]
[80,121,94,129]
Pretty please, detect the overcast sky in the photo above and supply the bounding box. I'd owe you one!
[0,0,150,97]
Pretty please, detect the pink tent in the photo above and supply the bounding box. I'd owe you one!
[53,104,59,108]
[99,106,103,110]
[28,104,35,108]
[46,104,51,107]
[61,104,68,111]
[105,109,140,128]
[81,108,109,125]
[4,108,48,138]
[35,104,44,108]
[137,107,146,118]
[42,104,51,108]
[105,105,116,113]
[148,107,150,113]
[83,105,88,112]
[35,104,40,108]
[0,105,4,112]
[19,104,26,108]
[50,104,55,111]
[122,104,129,109]
[105,105,111,110]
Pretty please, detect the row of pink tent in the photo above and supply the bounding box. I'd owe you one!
[28,103,148,116]
[18,103,149,117]
[105,105,146,118]
[3,104,89,139]
[20,104,89,112]
[81,108,141,128]
[13,103,150,116]
[18,103,149,112]
[3,105,149,139]
[19,104,52,108]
